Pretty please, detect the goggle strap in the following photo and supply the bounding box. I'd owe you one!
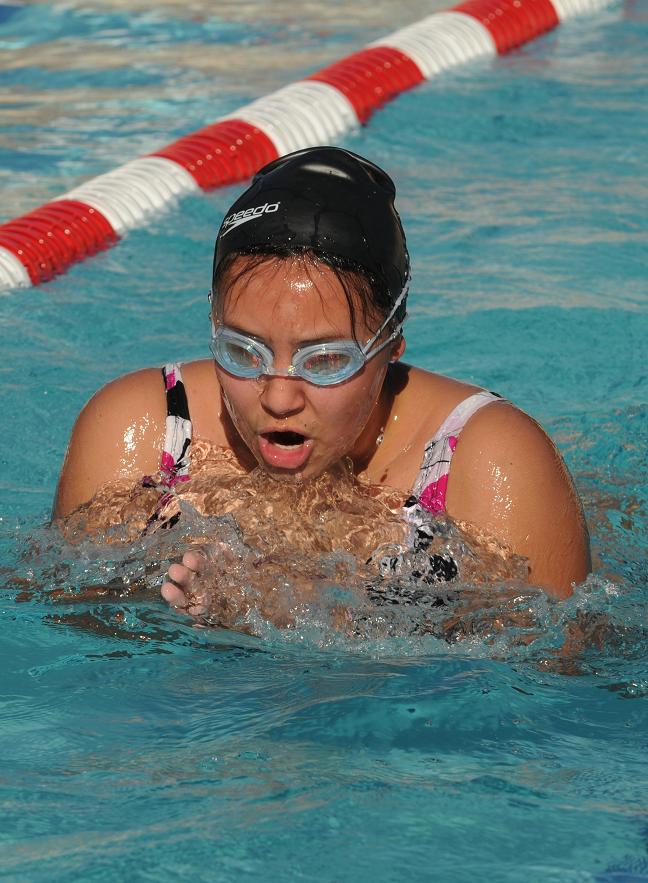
[360,281,409,354]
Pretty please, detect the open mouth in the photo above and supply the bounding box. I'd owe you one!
[264,430,307,448]
[258,430,313,469]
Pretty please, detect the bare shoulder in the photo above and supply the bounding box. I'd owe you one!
[80,366,167,422]
[447,400,591,596]
[452,400,567,496]
[53,367,167,518]
[382,371,590,595]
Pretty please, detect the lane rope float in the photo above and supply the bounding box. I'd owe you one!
[0,0,613,290]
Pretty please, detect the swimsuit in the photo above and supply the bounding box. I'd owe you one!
[159,363,192,487]
[142,364,192,531]
[148,364,502,582]
[409,388,502,513]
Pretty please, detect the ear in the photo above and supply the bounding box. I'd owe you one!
[390,335,406,362]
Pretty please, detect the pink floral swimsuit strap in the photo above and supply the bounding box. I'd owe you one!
[413,390,503,514]
[143,363,192,531]
[159,363,192,486]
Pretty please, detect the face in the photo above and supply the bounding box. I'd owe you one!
[213,256,404,481]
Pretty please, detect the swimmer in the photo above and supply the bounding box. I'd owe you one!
[53,146,591,611]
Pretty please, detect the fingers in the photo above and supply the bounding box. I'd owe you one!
[167,561,196,590]
[161,580,189,608]
[182,549,207,574]
[161,548,209,617]
[161,579,207,616]
[161,543,235,622]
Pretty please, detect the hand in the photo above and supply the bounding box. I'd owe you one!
[161,549,208,617]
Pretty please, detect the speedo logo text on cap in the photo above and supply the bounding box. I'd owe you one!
[220,202,280,236]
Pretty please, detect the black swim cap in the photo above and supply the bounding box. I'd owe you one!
[213,146,409,309]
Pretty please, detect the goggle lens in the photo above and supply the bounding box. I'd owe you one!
[223,340,263,372]
[211,334,268,378]
[299,349,356,379]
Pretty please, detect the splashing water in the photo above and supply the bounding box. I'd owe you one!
[4,461,645,680]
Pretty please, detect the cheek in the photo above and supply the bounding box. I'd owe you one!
[318,370,385,440]
[218,378,257,433]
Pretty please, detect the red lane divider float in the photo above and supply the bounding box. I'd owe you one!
[0,0,613,290]
[308,47,425,124]
[153,120,279,189]
[456,0,559,53]
[0,200,117,286]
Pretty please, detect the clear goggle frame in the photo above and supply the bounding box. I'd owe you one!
[208,285,407,387]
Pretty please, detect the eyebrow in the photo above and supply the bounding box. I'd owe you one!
[221,322,353,349]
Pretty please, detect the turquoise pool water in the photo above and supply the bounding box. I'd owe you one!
[1,2,647,880]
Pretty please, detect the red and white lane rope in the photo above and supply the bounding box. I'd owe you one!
[0,0,612,290]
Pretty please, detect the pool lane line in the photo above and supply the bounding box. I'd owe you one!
[0,0,613,291]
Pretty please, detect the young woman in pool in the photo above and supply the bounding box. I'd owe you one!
[53,146,590,601]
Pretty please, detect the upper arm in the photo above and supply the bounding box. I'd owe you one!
[53,368,167,519]
[446,403,591,598]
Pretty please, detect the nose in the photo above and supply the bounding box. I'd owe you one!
[258,374,307,418]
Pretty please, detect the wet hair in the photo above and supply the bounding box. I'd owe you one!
[211,146,409,337]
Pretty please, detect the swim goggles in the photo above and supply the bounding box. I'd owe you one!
[209,285,407,387]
